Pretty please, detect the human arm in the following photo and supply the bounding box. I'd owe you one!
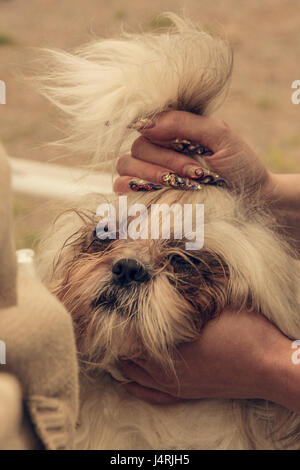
[114,110,300,408]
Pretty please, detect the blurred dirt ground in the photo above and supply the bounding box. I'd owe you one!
[0,0,299,248]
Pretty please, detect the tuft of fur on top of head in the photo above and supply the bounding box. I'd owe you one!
[35,13,232,166]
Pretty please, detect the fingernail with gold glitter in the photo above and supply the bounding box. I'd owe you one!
[128,179,163,192]
[183,166,227,186]
[197,168,227,186]
[128,117,155,131]
[160,172,202,191]
[170,138,213,156]
[183,165,206,179]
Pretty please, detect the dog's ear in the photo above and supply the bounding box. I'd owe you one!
[34,13,232,167]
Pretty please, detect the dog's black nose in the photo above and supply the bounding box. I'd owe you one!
[112,258,149,285]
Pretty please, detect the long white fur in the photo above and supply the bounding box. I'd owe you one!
[36,13,232,165]
[37,14,300,449]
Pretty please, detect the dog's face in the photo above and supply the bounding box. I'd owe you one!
[57,235,228,370]
[48,189,234,371]
[45,187,281,373]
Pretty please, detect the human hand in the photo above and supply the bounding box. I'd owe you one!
[114,110,272,195]
[120,309,300,413]
[115,111,300,248]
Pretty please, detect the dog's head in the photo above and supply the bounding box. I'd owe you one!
[48,189,229,371]
[39,186,294,373]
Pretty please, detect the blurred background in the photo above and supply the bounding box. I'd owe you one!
[0,0,299,250]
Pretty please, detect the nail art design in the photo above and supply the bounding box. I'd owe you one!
[128,117,155,131]
[170,138,213,156]
[129,179,163,192]
[187,167,227,187]
[161,172,202,191]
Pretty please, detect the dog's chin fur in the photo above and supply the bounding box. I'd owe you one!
[37,14,300,449]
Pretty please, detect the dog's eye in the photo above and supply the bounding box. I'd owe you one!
[170,254,200,272]
[170,254,188,266]
[87,227,111,251]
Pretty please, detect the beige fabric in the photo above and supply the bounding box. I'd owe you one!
[0,143,79,449]
[0,143,16,308]
[0,373,38,449]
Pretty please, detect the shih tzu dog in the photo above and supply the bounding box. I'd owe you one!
[37,14,300,449]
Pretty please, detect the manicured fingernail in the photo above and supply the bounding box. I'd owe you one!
[183,165,205,179]
[170,138,213,156]
[160,172,202,191]
[128,179,163,192]
[128,117,155,131]
[183,166,227,186]
[197,169,227,186]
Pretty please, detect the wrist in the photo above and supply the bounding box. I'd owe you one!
[263,172,300,211]
[262,172,282,204]
[259,336,300,413]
